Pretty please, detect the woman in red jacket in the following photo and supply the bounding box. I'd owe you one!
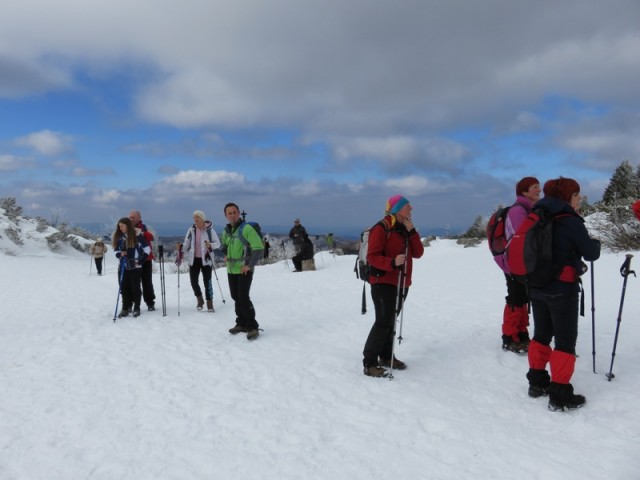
[362,195,425,377]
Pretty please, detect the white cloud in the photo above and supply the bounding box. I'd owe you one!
[0,154,24,171]
[15,130,74,156]
[160,170,245,188]
[331,136,469,174]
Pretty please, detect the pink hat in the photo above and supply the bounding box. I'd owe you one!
[385,195,409,215]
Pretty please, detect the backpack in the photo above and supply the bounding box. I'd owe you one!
[237,221,264,250]
[354,221,389,314]
[505,207,566,287]
[486,206,511,257]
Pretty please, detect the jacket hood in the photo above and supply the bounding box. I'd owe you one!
[535,196,581,218]
[194,220,213,229]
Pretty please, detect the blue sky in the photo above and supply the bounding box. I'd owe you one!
[2,0,640,236]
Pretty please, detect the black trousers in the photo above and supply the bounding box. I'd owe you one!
[504,274,528,307]
[529,285,580,354]
[94,257,103,275]
[141,260,156,307]
[362,283,407,367]
[227,272,258,329]
[121,267,142,311]
[189,257,213,300]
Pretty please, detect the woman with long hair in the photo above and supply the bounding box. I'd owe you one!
[112,217,150,318]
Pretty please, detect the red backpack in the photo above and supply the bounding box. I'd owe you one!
[505,208,567,287]
[486,206,511,257]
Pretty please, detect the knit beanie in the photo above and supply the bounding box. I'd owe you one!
[385,195,410,215]
[193,210,206,221]
[516,177,540,196]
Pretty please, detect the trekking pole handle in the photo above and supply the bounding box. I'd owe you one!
[620,254,635,278]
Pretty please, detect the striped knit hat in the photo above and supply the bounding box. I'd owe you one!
[385,195,409,215]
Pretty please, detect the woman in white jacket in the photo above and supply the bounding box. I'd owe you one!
[177,210,221,312]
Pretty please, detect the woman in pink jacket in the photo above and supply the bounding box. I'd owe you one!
[500,177,541,353]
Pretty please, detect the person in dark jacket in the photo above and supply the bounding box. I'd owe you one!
[526,178,600,411]
[292,236,314,271]
[112,217,151,318]
[288,218,308,254]
[362,195,424,377]
[129,210,156,311]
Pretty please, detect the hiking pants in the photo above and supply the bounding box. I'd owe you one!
[94,257,103,275]
[529,284,580,355]
[189,257,213,300]
[363,283,407,367]
[227,271,258,329]
[121,267,142,311]
[141,260,156,307]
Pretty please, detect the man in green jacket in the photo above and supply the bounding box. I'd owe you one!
[221,203,264,340]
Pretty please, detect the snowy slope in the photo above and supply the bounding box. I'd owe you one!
[1,213,639,479]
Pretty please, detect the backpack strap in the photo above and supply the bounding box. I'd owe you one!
[236,222,250,247]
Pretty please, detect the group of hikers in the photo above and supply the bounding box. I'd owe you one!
[358,179,608,414]
[91,178,611,412]
[97,205,328,341]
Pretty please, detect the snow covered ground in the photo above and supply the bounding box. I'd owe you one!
[1,217,639,479]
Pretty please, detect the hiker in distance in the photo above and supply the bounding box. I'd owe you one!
[90,238,107,275]
[292,236,314,272]
[221,203,264,340]
[112,217,151,318]
[288,218,308,254]
[129,210,156,311]
[176,210,221,312]
[362,195,424,378]
[525,178,600,411]
[498,177,541,354]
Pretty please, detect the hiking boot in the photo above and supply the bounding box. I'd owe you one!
[196,296,204,311]
[133,308,141,318]
[246,329,260,340]
[207,300,214,312]
[528,385,549,398]
[547,382,586,411]
[364,365,388,378]
[502,336,528,354]
[526,368,550,398]
[518,331,531,348]
[228,324,247,335]
[379,356,407,370]
[147,303,155,311]
[117,309,129,318]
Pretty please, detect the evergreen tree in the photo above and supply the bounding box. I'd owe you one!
[602,160,639,205]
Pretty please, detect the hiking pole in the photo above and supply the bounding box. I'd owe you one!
[606,254,635,381]
[176,245,183,317]
[388,265,404,380]
[158,245,167,316]
[397,242,410,345]
[389,242,409,379]
[89,253,93,275]
[590,261,596,374]
[113,257,126,322]
[281,241,289,269]
[211,261,227,304]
